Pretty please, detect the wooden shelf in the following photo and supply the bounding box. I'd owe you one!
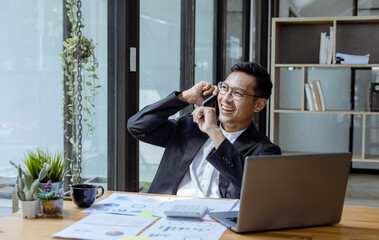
[270,16,379,166]
[273,16,379,64]
[275,64,379,68]
[273,109,379,115]
[273,16,379,23]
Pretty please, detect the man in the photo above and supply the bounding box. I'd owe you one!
[127,62,281,199]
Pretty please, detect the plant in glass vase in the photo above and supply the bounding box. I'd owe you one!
[38,180,64,217]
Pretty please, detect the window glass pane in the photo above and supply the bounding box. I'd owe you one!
[278,113,350,153]
[79,0,108,182]
[0,0,108,187]
[278,1,379,18]
[307,68,351,110]
[278,67,302,109]
[358,0,379,16]
[278,0,354,17]
[139,0,181,187]
[225,0,243,76]
[195,0,214,84]
[0,1,63,177]
[366,115,379,156]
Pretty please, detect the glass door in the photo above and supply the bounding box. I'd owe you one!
[225,0,244,76]
[139,0,181,189]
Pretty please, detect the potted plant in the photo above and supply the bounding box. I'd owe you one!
[10,161,50,218]
[38,180,64,217]
[60,0,100,185]
[23,148,67,190]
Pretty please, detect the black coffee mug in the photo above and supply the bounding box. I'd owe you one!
[71,184,104,207]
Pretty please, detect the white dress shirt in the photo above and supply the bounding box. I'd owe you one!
[176,125,245,198]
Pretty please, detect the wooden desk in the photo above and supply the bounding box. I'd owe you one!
[1,191,379,240]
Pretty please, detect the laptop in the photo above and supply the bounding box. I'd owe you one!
[209,153,352,233]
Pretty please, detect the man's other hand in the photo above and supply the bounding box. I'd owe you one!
[192,106,225,149]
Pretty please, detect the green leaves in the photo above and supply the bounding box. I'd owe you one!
[11,161,51,201]
[23,148,67,183]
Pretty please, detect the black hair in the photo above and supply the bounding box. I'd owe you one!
[231,62,272,99]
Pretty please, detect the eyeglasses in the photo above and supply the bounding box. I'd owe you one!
[218,81,262,101]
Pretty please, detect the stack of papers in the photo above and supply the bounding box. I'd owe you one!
[53,193,239,240]
[336,52,370,64]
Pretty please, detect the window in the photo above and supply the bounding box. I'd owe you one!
[0,0,108,188]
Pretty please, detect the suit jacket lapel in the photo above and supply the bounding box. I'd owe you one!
[233,122,259,152]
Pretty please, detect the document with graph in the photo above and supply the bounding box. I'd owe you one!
[53,213,156,240]
[139,216,227,240]
[82,193,171,215]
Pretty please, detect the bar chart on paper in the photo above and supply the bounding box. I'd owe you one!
[82,193,171,214]
[140,218,227,240]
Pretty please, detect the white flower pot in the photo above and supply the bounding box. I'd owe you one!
[21,199,40,218]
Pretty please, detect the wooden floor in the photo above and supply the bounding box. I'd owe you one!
[0,173,378,218]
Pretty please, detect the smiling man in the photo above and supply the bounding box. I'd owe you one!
[127,62,281,199]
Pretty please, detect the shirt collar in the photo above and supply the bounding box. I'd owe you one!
[219,124,247,144]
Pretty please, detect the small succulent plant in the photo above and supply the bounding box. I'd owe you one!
[38,180,64,200]
[10,161,50,201]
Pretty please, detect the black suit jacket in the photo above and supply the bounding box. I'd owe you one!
[127,92,281,199]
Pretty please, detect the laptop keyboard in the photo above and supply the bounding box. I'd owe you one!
[226,217,238,223]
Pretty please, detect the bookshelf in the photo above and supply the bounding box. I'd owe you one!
[270,16,379,167]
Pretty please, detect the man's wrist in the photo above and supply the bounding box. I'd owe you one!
[208,128,225,149]
[177,90,193,104]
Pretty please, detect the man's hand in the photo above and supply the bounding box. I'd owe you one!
[192,106,225,149]
[178,81,218,107]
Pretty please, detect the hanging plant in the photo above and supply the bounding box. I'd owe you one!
[60,0,100,185]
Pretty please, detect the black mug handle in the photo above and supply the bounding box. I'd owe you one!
[96,186,105,199]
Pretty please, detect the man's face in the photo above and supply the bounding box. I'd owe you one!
[217,71,262,132]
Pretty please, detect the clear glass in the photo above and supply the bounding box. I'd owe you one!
[278,0,354,17]
[357,0,379,16]
[307,68,351,111]
[353,115,363,155]
[41,198,63,218]
[139,0,181,185]
[278,67,302,109]
[225,0,243,77]
[278,0,379,18]
[0,0,108,183]
[195,0,214,85]
[278,113,350,153]
[78,0,108,181]
[0,1,63,177]
[355,69,377,111]
[366,115,379,156]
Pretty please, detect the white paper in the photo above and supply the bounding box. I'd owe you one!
[336,52,370,64]
[82,193,171,215]
[140,217,227,240]
[53,213,156,240]
[153,197,238,218]
[230,199,240,211]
